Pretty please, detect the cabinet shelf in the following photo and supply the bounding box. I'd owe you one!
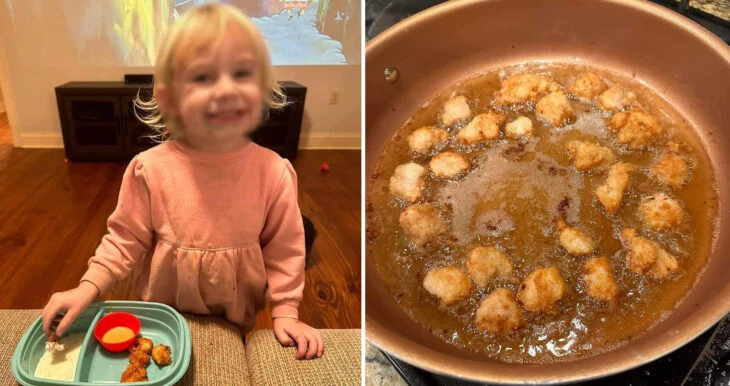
[56,81,306,161]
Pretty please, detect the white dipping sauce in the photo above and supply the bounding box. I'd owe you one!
[34,333,86,381]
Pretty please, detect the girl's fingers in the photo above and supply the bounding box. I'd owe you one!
[41,303,61,336]
[274,328,294,347]
[317,332,324,358]
[305,333,318,359]
[55,307,81,337]
[284,325,307,359]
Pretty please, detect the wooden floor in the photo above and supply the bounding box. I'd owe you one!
[0,142,361,331]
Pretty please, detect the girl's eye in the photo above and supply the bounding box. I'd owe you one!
[234,69,251,78]
[192,73,209,83]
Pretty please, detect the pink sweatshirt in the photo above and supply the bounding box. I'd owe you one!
[80,140,305,332]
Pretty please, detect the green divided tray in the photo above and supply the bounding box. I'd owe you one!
[11,301,191,386]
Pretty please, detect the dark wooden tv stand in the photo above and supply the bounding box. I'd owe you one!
[55,81,306,161]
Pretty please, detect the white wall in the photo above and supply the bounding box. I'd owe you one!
[0,1,360,149]
[276,65,360,149]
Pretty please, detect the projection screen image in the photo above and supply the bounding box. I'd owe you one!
[2,0,358,66]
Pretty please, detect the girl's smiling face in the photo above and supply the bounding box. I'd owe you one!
[161,26,264,151]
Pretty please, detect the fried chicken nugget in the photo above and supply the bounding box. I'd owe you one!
[620,228,679,280]
[121,364,148,383]
[557,219,596,256]
[475,288,524,335]
[429,151,470,178]
[128,349,150,368]
[566,140,614,171]
[639,193,684,230]
[407,126,449,155]
[536,91,576,127]
[598,85,636,110]
[494,73,561,106]
[650,244,681,280]
[441,95,472,126]
[457,111,506,145]
[517,267,567,314]
[151,344,172,367]
[130,337,154,355]
[652,152,690,188]
[570,72,608,99]
[389,163,427,203]
[596,162,636,214]
[608,109,663,149]
[504,116,534,139]
[399,203,445,247]
[423,266,472,306]
[466,247,513,288]
[584,256,618,302]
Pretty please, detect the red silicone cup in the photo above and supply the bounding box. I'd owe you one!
[93,312,141,352]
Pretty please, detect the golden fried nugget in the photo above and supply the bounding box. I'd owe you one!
[130,337,154,355]
[457,111,505,145]
[598,85,636,110]
[475,288,524,335]
[389,163,427,203]
[408,126,449,155]
[517,267,567,314]
[596,162,636,214]
[423,266,472,306]
[494,74,561,106]
[557,219,596,256]
[566,140,614,171]
[536,91,576,126]
[504,116,534,139]
[584,256,618,302]
[570,72,608,99]
[620,228,679,280]
[399,203,445,247]
[650,245,680,280]
[121,364,148,382]
[441,96,472,126]
[151,344,172,367]
[608,109,663,149]
[128,349,150,368]
[466,247,513,288]
[429,151,470,178]
[652,152,689,188]
[639,193,684,230]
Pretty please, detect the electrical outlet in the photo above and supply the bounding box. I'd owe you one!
[329,89,340,105]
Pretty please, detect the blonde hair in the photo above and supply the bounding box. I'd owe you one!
[135,3,285,141]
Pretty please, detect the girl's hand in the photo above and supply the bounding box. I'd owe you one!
[41,281,99,337]
[273,317,324,359]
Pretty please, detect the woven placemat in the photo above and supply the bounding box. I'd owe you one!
[246,329,362,386]
[0,310,249,386]
[0,310,40,386]
[178,313,249,386]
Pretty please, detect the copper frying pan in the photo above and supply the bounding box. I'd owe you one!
[365,0,730,383]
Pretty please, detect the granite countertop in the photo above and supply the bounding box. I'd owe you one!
[365,341,408,386]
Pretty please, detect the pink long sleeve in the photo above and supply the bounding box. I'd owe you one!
[260,160,306,319]
[80,156,154,295]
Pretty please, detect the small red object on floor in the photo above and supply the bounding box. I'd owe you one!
[319,162,330,172]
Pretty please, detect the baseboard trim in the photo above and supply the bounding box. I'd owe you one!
[19,133,64,148]
[19,132,362,150]
[299,132,361,149]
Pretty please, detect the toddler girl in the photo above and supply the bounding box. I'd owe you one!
[41,3,323,360]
